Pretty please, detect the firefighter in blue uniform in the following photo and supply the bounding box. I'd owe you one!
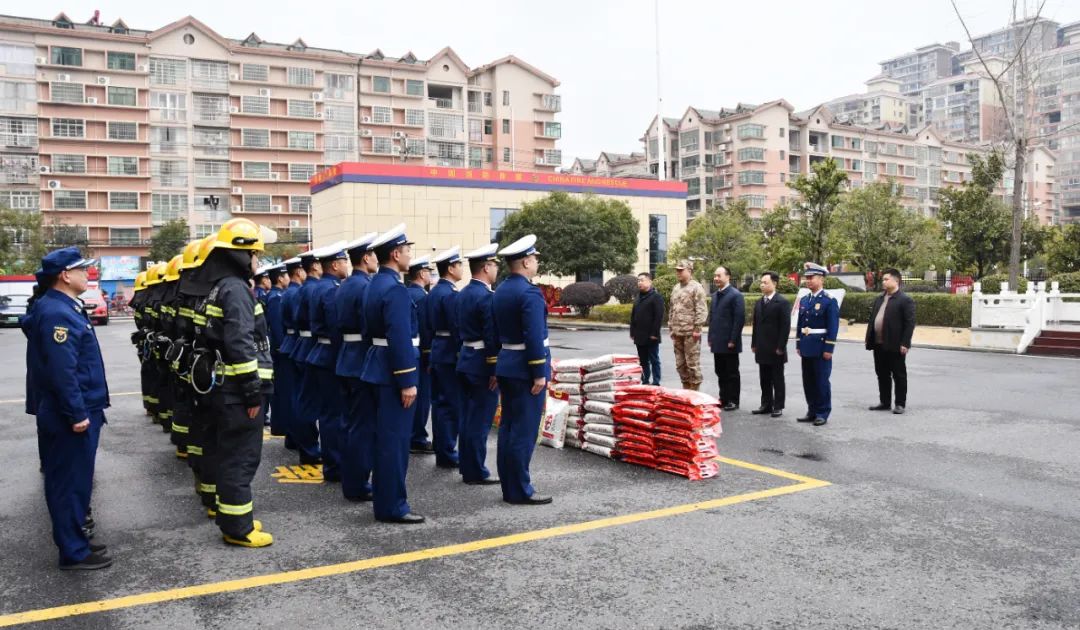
[493,235,552,505]
[253,267,270,302]
[406,256,435,454]
[306,242,349,482]
[336,233,378,502]
[456,243,502,486]
[289,249,323,464]
[23,248,113,569]
[276,257,305,449]
[264,262,288,435]
[428,246,464,469]
[360,224,425,524]
[796,262,840,427]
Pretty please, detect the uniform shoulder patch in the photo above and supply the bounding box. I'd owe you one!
[53,326,69,343]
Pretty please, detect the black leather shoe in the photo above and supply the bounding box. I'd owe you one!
[464,478,500,486]
[435,461,459,469]
[722,403,739,412]
[751,407,772,415]
[812,417,828,426]
[797,414,815,423]
[344,493,373,502]
[505,494,552,505]
[868,404,891,411]
[410,443,435,455]
[377,513,425,524]
[893,406,906,415]
[60,551,113,571]
[771,410,784,418]
[89,542,108,554]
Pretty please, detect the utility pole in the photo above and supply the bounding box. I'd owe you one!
[655,0,665,181]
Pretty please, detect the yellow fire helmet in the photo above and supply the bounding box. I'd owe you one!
[164,254,183,282]
[133,271,147,292]
[196,234,217,265]
[181,240,201,269]
[144,262,165,286]
[215,218,264,252]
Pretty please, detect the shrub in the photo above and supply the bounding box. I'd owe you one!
[604,274,639,305]
[978,274,1028,294]
[653,274,677,308]
[1050,271,1080,293]
[559,282,608,316]
[744,294,798,325]
[822,276,864,292]
[900,279,941,293]
[749,275,799,294]
[840,293,971,327]
[588,303,633,323]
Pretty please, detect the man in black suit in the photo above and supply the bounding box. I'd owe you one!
[865,268,916,414]
[707,266,744,411]
[750,272,789,417]
[629,272,664,386]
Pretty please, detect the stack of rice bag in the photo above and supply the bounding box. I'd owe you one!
[652,389,722,480]
[579,354,642,459]
[547,358,589,449]
[611,384,663,468]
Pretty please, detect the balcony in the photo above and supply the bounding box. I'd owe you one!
[193,109,230,126]
[193,143,229,158]
[428,98,455,110]
[190,76,229,93]
[467,100,483,114]
[428,126,462,141]
[194,175,230,188]
[0,171,37,185]
[682,166,699,177]
[1,134,39,150]
[536,94,561,112]
[788,140,801,153]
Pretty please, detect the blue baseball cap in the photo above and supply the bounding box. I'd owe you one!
[39,247,96,277]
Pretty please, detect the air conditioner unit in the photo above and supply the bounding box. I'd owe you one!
[361,116,372,124]
[96,76,109,85]
[314,112,324,119]
[85,97,97,105]
[230,73,239,81]
[233,205,243,212]
[230,106,239,114]
[269,173,280,181]
[231,186,243,194]
[57,73,71,82]
[36,56,47,65]
[393,131,406,139]
[271,204,282,213]
[39,165,51,174]
[311,92,324,101]
[48,180,62,189]
[360,129,372,137]
[258,88,271,97]
[138,64,149,73]
[289,219,301,228]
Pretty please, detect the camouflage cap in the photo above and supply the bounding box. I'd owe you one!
[674,259,693,271]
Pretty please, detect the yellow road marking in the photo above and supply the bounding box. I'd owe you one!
[0,456,829,626]
[0,391,141,405]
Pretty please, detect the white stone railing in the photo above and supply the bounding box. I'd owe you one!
[971,281,1080,353]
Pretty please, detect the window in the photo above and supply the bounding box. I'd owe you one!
[372,106,392,124]
[287,99,315,118]
[429,139,464,166]
[109,191,139,209]
[152,159,187,187]
[53,154,86,173]
[150,91,187,121]
[469,146,483,168]
[108,156,138,175]
[502,119,510,134]
[52,118,84,138]
[737,123,765,139]
[108,121,137,141]
[428,111,462,139]
[194,223,220,238]
[149,58,186,86]
[287,67,315,86]
[50,47,82,66]
[242,128,269,148]
[290,196,312,214]
[242,64,268,82]
[107,86,137,106]
[150,126,187,154]
[543,122,561,139]
[194,160,229,187]
[885,162,898,176]
[483,119,492,135]
[485,148,493,163]
[852,138,861,150]
[0,155,38,184]
[779,128,786,138]
[738,170,766,185]
[193,94,229,123]
[107,52,136,71]
[831,135,845,148]
[289,163,316,181]
[109,228,140,245]
[50,82,84,104]
[490,208,518,242]
[372,136,392,154]
[0,190,39,211]
[325,73,354,100]
[243,162,270,179]
[738,194,766,209]
[243,194,272,212]
[737,147,765,162]
[405,109,424,126]
[152,193,187,224]
[502,90,510,106]
[469,119,483,142]
[544,149,561,165]
[685,178,700,195]
[406,79,424,96]
[648,214,668,274]
[372,76,390,93]
[54,190,87,209]
[324,134,356,162]
[483,92,492,107]
[406,138,425,156]
[680,130,699,151]
[0,117,36,148]
[241,96,269,115]
[0,81,36,113]
[852,159,862,171]
[0,44,35,77]
[288,131,315,150]
[324,104,355,132]
[503,147,511,163]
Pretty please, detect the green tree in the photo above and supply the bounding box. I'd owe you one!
[264,242,303,263]
[0,207,47,274]
[831,180,946,285]
[497,192,638,278]
[668,199,762,287]
[147,219,189,262]
[787,157,849,264]
[938,152,1010,279]
[1046,224,1080,274]
[45,217,92,257]
[758,204,811,273]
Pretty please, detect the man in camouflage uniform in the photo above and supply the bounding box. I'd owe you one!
[668,259,708,390]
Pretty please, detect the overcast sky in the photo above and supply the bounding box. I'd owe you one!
[27,0,1080,165]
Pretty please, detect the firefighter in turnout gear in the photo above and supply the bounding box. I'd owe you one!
[197,219,274,547]
[159,255,185,453]
[129,271,151,416]
[141,263,167,425]
[168,241,204,462]
[185,235,223,514]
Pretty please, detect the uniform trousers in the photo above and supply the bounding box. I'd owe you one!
[340,377,374,499]
[430,363,461,466]
[212,398,264,538]
[495,377,544,503]
[458,372,499,482]
[801,356,833,420]
[369,383,413,520]
[37,405,104,564]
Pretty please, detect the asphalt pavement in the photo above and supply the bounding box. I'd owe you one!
[1,322,1078,629]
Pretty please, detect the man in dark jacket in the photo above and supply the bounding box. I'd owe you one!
[865,268,916,414]
[707,266,744,411]
[750,272,790,417]
[629,272,664,385]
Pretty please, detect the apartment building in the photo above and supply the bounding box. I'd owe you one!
[641,115,680,180]
[953,17,1060,70]
[824,76,919,129]
[0,12,561,260]
[878,42,959,96]
[568,151,648,177]
[1036,38,1080,223]
[920,56,1008,145]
